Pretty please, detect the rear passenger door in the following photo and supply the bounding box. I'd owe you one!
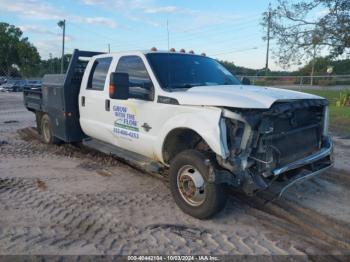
[79,56,113,142]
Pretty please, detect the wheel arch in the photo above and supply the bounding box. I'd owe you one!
[153,108,227,164]
[162,128,210,164]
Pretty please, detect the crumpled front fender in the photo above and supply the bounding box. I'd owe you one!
[154,107,228,163]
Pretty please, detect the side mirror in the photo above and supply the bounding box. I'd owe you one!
[241,77,251,85]
[109,72,129,100]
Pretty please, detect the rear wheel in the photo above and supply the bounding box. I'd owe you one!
[169,150,227,219]
[40,114,59,144]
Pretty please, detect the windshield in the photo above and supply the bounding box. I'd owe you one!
[146,53,240,90]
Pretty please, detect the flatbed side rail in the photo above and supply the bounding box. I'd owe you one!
[23,89,42,111]
[23,49,105,143]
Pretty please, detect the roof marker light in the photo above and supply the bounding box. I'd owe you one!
[180,48,186,53]
[189,50,195,54]
[201,52,206,56]
[170,48,176,52]
[150,47,157,51]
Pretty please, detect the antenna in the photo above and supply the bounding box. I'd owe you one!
[166,19,171,91]
[167,19,170,50]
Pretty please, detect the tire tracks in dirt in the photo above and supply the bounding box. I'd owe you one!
[0,176,304,255]
[234,190,350,253]
[0,123,349,255]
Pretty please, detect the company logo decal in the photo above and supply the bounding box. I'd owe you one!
[112,105,139,139]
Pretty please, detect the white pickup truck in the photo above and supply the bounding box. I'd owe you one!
[24,49,333,219]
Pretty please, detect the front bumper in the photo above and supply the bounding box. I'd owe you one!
[272,136,333,176]
[212,136,334,197]
[271,136,333,198]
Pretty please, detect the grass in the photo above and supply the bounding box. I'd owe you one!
[297,89,350,136]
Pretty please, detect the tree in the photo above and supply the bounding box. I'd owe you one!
[262,0,350,68]
[39,54,71,76]
[299,56,331,75]
[299,57,350,75]
[219,60,292,76]
[0,22,41,77]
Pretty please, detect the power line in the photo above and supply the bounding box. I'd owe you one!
[171,16,260,35]
[186,32,262,53]
[107,23,259,51]
[64,17,265,60]
[210,46,261,56]
[170,21,259,44]
[63,36,266,60]
[112,19,260,49]
[117,16,260,47]
[70,16,260,51]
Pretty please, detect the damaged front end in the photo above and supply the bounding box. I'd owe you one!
[217,99,333,197]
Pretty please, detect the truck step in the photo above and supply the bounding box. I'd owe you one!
[82,138,164,175]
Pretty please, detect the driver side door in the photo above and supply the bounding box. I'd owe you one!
[107,55,159,159]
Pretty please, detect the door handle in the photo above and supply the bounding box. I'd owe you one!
[105,99,110,111]
[81,96,85,107]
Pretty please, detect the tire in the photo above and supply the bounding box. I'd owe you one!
[169,150,227,219]
[40,114,60,144]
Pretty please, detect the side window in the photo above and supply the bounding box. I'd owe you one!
[116,56,154,101]
[87,57,112,90]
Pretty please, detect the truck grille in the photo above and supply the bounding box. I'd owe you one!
[262,124,321,167]
[253,101,325,171]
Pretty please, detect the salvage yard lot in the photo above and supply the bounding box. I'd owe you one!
[0,92,350,256]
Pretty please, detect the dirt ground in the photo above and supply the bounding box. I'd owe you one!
[0,92,349,256]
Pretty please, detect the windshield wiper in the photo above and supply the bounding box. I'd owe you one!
[168,83,204,90]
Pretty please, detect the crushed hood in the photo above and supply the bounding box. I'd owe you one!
[167,85,324,109]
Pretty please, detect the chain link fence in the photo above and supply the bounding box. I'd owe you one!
[237,74,350,136]
[1,65,349,135]
[239,75,350,90]
[0,57,68,82]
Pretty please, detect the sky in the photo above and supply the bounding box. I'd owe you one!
[1,0,286,70]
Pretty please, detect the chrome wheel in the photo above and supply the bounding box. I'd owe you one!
[177,165,206,206]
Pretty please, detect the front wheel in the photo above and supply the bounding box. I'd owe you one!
[169,150,227,219]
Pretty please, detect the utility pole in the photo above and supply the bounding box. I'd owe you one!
[310,45,316,86]
[49,53,53,73]
[58,19,66,74]
[265,4,272,76]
